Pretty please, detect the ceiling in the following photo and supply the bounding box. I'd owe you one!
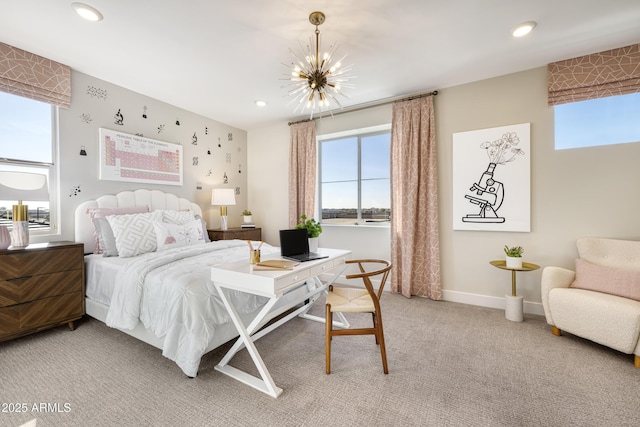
[1,1,640,131]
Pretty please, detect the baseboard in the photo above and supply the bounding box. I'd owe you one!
[441,289,545,317]
[320,272,545,317]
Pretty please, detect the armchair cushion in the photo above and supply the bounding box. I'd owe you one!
[570,259,640,302]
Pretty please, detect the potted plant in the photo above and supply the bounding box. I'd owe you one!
[504,245,524,269]
[295,214,322,251]
[242,210,252,224]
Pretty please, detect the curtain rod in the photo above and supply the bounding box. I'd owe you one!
[288,90,438,125]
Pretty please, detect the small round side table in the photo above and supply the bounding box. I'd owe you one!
[490,260,540,322]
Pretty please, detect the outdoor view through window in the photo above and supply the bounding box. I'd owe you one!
[319,127,391,225]
[0,91,53,230]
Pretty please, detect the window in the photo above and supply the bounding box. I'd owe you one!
[554,92,640,150]
[0,91,56,232]
[319,125,391,225]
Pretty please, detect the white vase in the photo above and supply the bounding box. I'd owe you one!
[506,256,522,269]
[308,237,319,252]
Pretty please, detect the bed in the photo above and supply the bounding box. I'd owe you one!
[74,189,309,377]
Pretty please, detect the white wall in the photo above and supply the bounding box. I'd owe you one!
[248,66,640,313]
[45,70,248,244]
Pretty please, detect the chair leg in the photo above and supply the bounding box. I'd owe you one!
[372,313,379,345]
[634,355,640,368]
[551,326,562,336]
[325,304,332,375]
[376,314,388,374]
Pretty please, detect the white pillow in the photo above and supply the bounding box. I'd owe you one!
[106,211,163,258]
[153,219,206,251]
[159,209,195,225]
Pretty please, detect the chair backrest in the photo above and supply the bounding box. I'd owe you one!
[577,237,640,271]
[345,259,392,301]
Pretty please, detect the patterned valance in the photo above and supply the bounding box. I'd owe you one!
[547,43,640,106]
[0,42,71,109]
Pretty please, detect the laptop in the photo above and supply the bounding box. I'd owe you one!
[279,228,328,262]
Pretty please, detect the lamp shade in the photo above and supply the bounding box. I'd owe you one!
[211,188,236,206]
[0,171,49,202]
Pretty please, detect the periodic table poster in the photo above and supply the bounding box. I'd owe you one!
[98,128,183,186]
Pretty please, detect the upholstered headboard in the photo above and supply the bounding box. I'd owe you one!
[75,189,203,254]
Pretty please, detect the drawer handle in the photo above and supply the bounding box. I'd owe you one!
[7,276,32,282]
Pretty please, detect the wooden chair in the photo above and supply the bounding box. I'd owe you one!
[325,259,392,374]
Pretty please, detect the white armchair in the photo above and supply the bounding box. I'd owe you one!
[541,237,640,368]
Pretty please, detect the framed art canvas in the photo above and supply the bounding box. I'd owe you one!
[98,128,183,186]
[452,123,530,232]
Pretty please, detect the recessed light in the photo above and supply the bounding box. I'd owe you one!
[512,21,536,38]
[255,100,267,107]
[72,2,103,22]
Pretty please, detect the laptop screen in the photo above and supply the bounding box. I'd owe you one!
[279,229,310,257]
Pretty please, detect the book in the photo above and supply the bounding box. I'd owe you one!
[241,222,256,228]
[253,259,299,270]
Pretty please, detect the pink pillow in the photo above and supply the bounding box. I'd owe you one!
[570,258,640,301]
[86,206,149,254]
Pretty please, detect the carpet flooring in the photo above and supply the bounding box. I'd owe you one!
[1,294,638,427]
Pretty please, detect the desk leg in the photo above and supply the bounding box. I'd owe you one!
[214,284,283,398]
[298,268,350,329]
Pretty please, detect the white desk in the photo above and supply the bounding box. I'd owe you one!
[211,248,351,398]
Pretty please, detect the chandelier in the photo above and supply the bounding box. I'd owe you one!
[284,11,354,119]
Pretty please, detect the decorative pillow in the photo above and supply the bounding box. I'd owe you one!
[570,258,640,301]
[106,211,162,258]
[159,209,196,225]
[86,206,149,254]
[195,214,211,243]
[92,217,119,257]
[153,219,206,251]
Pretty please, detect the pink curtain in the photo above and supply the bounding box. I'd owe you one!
[390,96,441,299]
[288,121,317,227]
[0,42,71,108]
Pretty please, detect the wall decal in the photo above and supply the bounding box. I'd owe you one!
[176,118,181,126]
[205,127,208,135]
[238,164,242,174]
[99,128,183,186]
[142,106,148,119]
[80,113,92,124]
[69,185,81,197]
[206,169,212,176]
[114,109,124,126]
[135,133,144,137]
[228,133,233,141]
[207,148,211,155]
[218,137,222,148]
[79,146,87,156]
[235,187,240,195]
[157,124,165,134]
[191,132,198,145]
[196,182,203,190]
[223,172,228,184]
[193,156,199,166]
[87,85,108,100]
[225,153,231,163]
[453,123,530,232]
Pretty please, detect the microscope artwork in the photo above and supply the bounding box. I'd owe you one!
[462,132,525,224]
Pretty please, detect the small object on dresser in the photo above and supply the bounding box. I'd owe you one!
[241,222,256,228]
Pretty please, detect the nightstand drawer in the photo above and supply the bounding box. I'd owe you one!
[0,247,83,280]
[0,270,83,308]
[0,306,19,336]
[20,292,84,330]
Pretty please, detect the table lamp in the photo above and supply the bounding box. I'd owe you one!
[0,171,49,248]
[211,188,236,231]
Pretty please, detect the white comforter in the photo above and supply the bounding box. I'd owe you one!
[105,240,279,377]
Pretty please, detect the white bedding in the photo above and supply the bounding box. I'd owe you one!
[93,239,279,377]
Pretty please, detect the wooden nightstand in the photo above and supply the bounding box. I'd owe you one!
[208,227,262,241]
[0,241,85,342]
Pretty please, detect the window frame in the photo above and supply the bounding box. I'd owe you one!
[0,98,59,236]
[317,123,391,227]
